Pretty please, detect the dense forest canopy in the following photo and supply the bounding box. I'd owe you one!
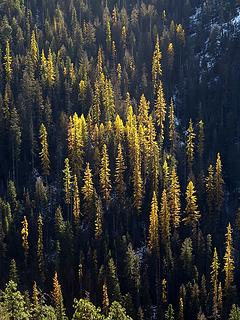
[0,0,240,319]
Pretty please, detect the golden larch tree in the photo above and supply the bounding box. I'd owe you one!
[224,223,234,291]
[73,175,80,224]
[52,272,67,319]
[183,180,201,227]
[138,94,150,126]
[21,216,29,260]
[47,48,55,85]
[37,214,44,281]
[4,40,12,82]
[211,247,219,318]
[63,158,72,205]
[95,197,103,239]
[99,144,112,202]
[214,153,224,212]
[169,168,181,228]
[152,35,162,90]
[30,30,39,65]
[160,189,171,246]
[155,81,166,137]
[205,164,215,215]
[102,281,110,315]
[133,128,143,211]
[186,119,196,171]
[197,120,204,161]
[39,123,50,176]
[82,162,94,202]
[148,191,159,252]
[115,143,126,198]
[168,98,177,153]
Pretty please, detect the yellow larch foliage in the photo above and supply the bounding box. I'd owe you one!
[4,40,12,82]
[197,120,204,160]
[47,48,55,85]
[205,164,215,214]
[186,119,196,170]
[37,214,44,280]
[148,191,159,252]
[160,189,170,245]
[211,247,219,318]
[168,98,177,152]
[169,168,181,228]
[63,158,72,205]
[21,215,29,259]
[133,128,143,211]
[67,113,84,175]
[30,30,38,65]
[73,175,80,224]
[99,144,112,202]
[167,42,174,69]
[114,115,125,145]
[115,143,126,198]
[39,123,50,176]
[214,153,224,212]
[95,197,103,239]
[155,81,166,137]
[152,35,162,90]
[82,162,94,202]
[138,94,150,126]
[183,180,201,227]
[224,223,234,291]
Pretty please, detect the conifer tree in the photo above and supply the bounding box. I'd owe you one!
[47,49,55,86]
[132,127,143,211]
[72,175,80,224]
[4,40,12,82]
[186,119,196,172]
[52,272,67,320]
[167,43,174,69]
[197,120,204,161]
[165,304,175,320]
[107,258,122,302]
[160,189,171,246]
[224,223,234,291]
[1,281,30,320]
[82,163,94,204]
[103,79,115,122]
[214,153,224,212]
[39,123,50,176]
[31,281,40,319]
[168,98,177,153]
[115,143,126,199]
[211,247,219,318]
[30,30,38,65]
[9,259,18,284]
[67,113,84,176]
[114,115,125,145]
[169,168,181,228]
[63,158,72,206]
[152,35,162,90]
[205,165,215,215]
[183,180,201,228]
[21,216,29,261]
[102,282,109,315]
[138,94,150,126]
[37,214,44,281]
[179,297,184,320]
[148,191,159,252]
[95,197,103,239]
[100,144,112,203]
[155,81,166,137]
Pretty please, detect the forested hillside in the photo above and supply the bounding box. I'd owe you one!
[0,0,240,319]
